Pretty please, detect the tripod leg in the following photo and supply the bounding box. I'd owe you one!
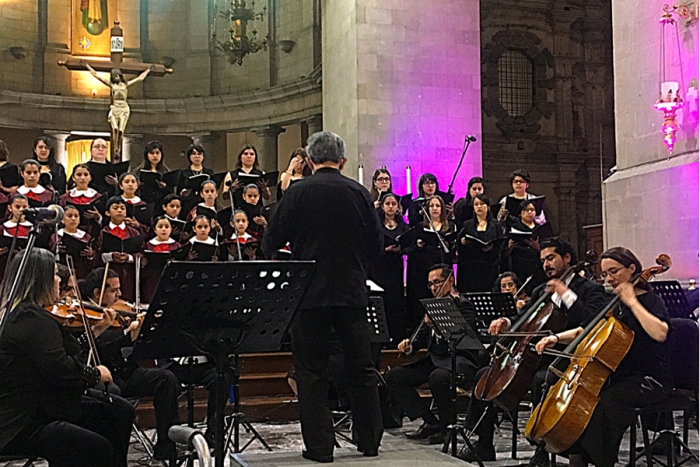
[457,426,485,467]
[240,418,272,451]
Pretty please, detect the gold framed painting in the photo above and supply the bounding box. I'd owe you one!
[71,0,119,57]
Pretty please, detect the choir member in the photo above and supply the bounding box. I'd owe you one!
[406,195,456,329]
[188,215,219,262]
[498,169,546,225]
[31,136,67,194]
[96,196,143,302]
[18,159,54,207]
[0,249,134,467]
[453,176,484,227]
[185,180,219,222]
[226,210,259,261]
[369,192,409,343]
[278,148,310,201]
[0,139,19,195]
[501,199,551,295]
[370,168,392,208]
[133,140,170,205]
[240,184,267,235]
[223,145,270,208]
[141,216,181,302]
[534,247,671,467]
[160,193,187,241]
[59,163,103,238]
[457,194,504,292]
[0,193,30,282]
[118,172,149,234]
[178,144,215,214]
[83,138,119,197]
[493,271,528,311]
[407,173,439,226]
[51,204,95,279]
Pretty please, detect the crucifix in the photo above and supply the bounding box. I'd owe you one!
[58,21,173,162]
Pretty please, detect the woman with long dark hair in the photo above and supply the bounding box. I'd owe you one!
[31,136,67,194]
[406,173,440,227]
[370,193,409,343]
[457,194,503,292]
[0,249,134,466]
[134,140,171,206]
[223,144,270,208]
[370,168,393,208]
[178,144,215,214]
[453,176,484,226]
[278,148,311,201]
[535,247,672,467]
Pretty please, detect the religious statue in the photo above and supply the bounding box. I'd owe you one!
[82,60,155,160]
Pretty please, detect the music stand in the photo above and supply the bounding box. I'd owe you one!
[466,292,519,337]
[367,296,391,344]
[652,281,694,319]
[420,297,485,467]
[132,260,316,467]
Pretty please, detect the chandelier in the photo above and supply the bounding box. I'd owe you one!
[214,0,268,65]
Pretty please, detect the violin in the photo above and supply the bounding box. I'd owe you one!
[47,299,125,329]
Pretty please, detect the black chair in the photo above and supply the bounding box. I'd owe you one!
[628,318,699,467]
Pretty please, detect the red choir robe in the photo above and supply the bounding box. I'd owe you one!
[96,221,143,302]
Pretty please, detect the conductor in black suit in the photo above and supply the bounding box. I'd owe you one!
[262,131,384,462]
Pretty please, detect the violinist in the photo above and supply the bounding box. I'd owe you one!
[493,271,528,311]
[385,264,479,446]
[461,238,608,463]
[0,249,134,467]
[84,267,182,461]
[534,247,672,467]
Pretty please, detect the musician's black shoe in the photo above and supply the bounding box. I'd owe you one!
[153,440,177,461]
[457,440,496,462]
[302,450,334,463]
[426,430,447,445]
[528,446,551,467]
[356,446,379,457]
[405,422,440,440]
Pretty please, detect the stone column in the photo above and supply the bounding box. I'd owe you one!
[123,134,145,163]
[189,132,221,169]
[322,1,482,191]
[44,132,70,166]
[252,125,285,172]
[303,114,323,137]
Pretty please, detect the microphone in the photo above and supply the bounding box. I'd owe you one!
[466,135,477,142]
[23,205,65,224]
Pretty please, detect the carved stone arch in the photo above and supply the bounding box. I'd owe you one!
[482,29,555,136]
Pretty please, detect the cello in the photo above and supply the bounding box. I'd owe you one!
[474,251,598,411]
[524,254,671,453]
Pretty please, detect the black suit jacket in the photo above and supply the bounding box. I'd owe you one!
[524,274,611,330]
[0,303,101,451]
[262,167,383,309]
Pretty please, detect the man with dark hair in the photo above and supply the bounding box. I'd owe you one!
[384,263,480,445]
[85,268,182,461]
[462,237,609,463]
[262,131,384,462]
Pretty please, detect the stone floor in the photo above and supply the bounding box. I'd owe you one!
[11,412,698,467]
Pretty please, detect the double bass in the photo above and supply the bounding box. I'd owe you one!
[524,254,671,453]
[473,251,598,411]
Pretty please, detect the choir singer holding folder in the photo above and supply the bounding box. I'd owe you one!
[262,131,384,463]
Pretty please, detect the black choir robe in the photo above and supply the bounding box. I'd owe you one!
[96,222,143,302]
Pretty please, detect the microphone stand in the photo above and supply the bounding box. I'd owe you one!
[227,182,244,261]
[446,136,475,197]
[0,219,52,337]
[420,205,450,263]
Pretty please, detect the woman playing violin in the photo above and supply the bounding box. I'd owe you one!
[0,249,134,467]
[535,247,671,467]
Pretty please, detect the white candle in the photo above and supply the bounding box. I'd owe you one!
[661,81,679,100]
[358,164,364,185]
[406,165,412,194]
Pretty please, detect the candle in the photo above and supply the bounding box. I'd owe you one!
[406,165,412,194]
[358,164,364,185]
[661,81,679,101]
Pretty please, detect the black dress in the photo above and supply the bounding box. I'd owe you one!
[453,196,474,227]
[575,292,672,467]
[370,220,409,343]
[229,167,264,210]
[38,160,67,194]
[405,221,456,330]
[178,167,215,215]
[501,220,551,296]
[457,218,503,293]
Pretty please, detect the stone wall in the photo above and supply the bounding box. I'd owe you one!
[604,0,699,282]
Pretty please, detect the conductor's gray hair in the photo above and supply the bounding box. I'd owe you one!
[305,132,345,164]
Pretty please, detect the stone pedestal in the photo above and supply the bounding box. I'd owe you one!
[253,126,286,172]
[322,0,482,192]
[604,0,698,282]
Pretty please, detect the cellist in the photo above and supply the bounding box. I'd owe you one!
[461,238,608,463]
[533,247,671,467]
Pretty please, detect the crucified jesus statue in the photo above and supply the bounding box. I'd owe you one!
[82,60,155,161]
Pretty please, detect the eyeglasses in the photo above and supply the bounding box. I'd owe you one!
[512,179,527,184]
[600,267,623,278]
[375,177,390,182]
[427,279,446,290]
[92,145,108,150]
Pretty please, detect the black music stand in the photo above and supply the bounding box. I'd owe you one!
[367,296,391,344]
[467,292,519,337]
[652,281,695,319]
[420,297,485,467]
[132,260,316,467]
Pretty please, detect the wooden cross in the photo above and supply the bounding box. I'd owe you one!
[58,21,172,162]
